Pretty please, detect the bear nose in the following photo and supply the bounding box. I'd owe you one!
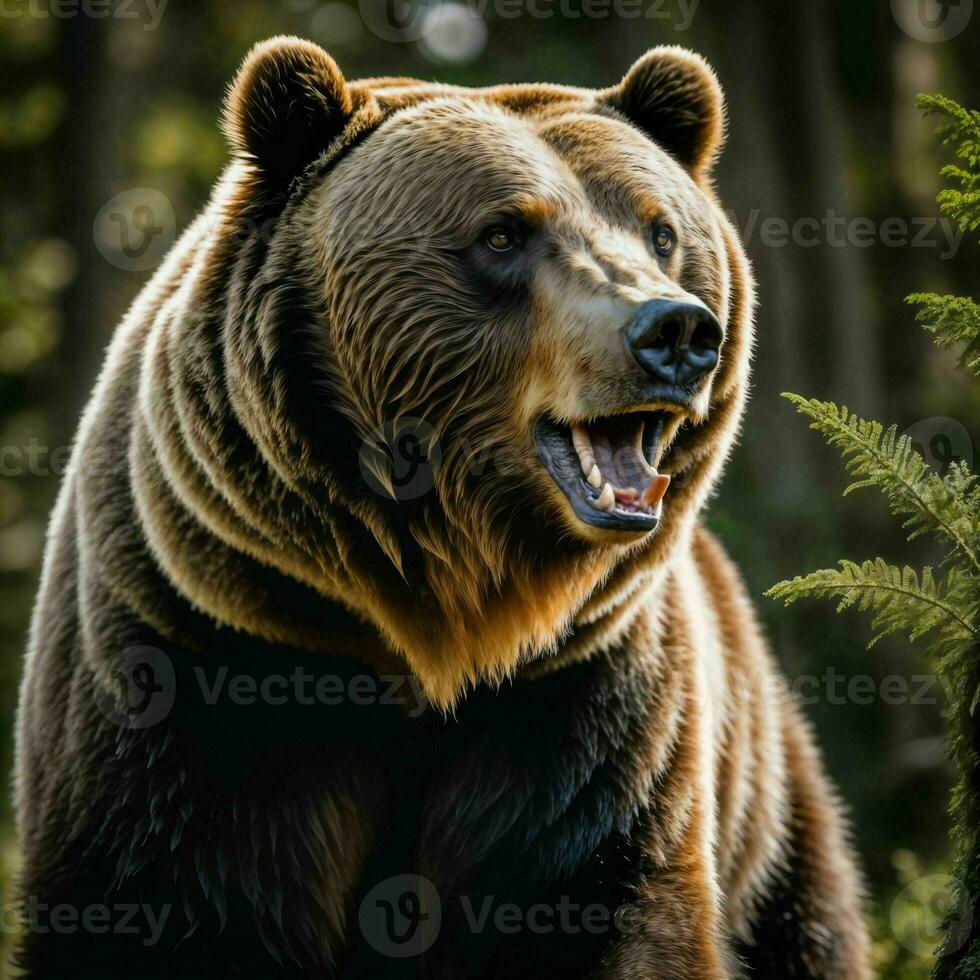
[626,299,724,387]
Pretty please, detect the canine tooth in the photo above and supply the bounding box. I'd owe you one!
[571,423,596,473]
[597,482,615,512]
[571,423,592,454]
[641,474,671,509]
[587,464,602,488]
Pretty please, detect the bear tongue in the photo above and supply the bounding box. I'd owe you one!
[612,475,670,513]
[641,474,671,509]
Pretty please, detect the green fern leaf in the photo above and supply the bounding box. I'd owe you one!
[781,395,980,573]
[908,293,980,377]
[767,559,976,648]
[918,94,980,230]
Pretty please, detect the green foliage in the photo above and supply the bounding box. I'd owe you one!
[777,396,980,571]
[917,95,980,233]
[768,96,980,979]
[768,557,974,652]
[908,294,980,377]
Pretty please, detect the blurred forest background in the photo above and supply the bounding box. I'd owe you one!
[0,0,978,975]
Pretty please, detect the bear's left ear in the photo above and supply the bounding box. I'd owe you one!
[602,46,725,182]
[222,36,355,187]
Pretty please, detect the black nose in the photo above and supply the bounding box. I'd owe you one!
[627,299,723,387]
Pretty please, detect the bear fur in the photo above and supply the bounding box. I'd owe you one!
[13,37,871,978]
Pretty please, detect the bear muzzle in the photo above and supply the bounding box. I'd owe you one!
[627,298,724,388]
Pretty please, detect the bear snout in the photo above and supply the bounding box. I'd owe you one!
[626,298,724,389]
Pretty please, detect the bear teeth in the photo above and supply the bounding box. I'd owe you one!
[569,415,668,519]
[595,482,616,512]
[571,423,596,477]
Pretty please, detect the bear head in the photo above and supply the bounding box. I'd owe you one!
[177,37,754,707]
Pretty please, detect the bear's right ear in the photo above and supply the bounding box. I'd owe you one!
[222,36,354,187]
[601,46,725,182]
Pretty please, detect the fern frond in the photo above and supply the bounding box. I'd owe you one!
[918,94,980,231]
[908,293,980,376]
[774,95,980,978]
[781,395,980,573]
[767,559,975,648]
[937,190,980,232]
[918,95,980,160]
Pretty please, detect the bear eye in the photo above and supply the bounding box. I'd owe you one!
[653,225,676,257]
[485,228,516,253]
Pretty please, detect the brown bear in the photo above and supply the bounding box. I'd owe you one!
[13,36,871,979]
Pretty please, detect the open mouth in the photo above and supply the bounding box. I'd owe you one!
[533,411,673,533]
